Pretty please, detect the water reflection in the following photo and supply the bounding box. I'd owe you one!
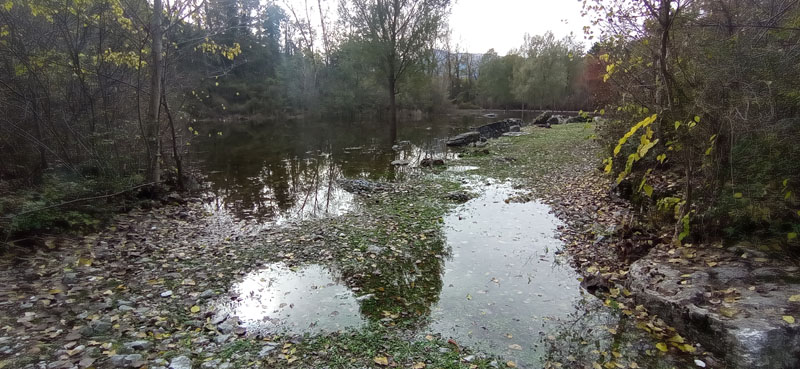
[540,298,695,369]
[217,182,693,369]
[190,114,517,222]
[218,263,364,334]
[428,182,580,367]
[340,234,449,324]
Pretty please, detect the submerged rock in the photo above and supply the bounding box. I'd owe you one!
[629,253,800,369]
[420,158,446,167]
[338,179,389,194]
[445,191,471,203]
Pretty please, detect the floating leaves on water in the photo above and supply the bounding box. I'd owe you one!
[783,315,796,324]
[373,356,389,366]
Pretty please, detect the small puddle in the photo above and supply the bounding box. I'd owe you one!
[216,263,364,334]
[427,182,580,365]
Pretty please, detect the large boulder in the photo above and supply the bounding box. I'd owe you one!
[547,115,568,125]
[476,120,513,138]
[446,131,481,146]
[566,115,591,124]
[628,251,800,369]
[532,111,553,125]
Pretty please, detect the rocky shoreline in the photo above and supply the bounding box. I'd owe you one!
[456,125,800,369]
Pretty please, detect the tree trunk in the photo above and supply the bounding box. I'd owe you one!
[162,94,183,191]
[148,0,163,183]
[657,0,673,111]
[389,77,397,143]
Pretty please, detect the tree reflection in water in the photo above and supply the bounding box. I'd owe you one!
[189,115,509,223]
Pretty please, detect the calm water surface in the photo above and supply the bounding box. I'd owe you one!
[190,113,511,222]
[202,115,695,368]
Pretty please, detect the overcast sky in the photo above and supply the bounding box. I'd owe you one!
[279,0,589,55]
[448,0,588,55]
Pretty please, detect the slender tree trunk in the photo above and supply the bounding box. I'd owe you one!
[389,76,397,143]
[148,0,163,183]
[162,94,183,191]
[657,0,674,111]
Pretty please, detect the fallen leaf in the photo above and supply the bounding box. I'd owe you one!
[655,342,668,352]
[412,363,426,369]
[789,295,800,302]
[508,344,522,350]
[373,356,389,366]
[783,316,796,324]
[506,361,517,368]
[190,306,200,313]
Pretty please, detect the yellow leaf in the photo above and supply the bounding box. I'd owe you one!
[655,342,668,352]
[412,363,426,369]
[506,361,517,368]
[789,295,800,302]
[733,192,743,199]
[783,316,796,324]
[190,306,200,313]
[668,334,684,343]
[789,233,798,241]
[373,356,389,366]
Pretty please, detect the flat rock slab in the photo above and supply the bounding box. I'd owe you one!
[446,131,481,146]
[628,248,800,369]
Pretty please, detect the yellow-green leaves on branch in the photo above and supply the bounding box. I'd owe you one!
[196,39,241,61]
[613,114,658,157]
[606,114,659,184]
